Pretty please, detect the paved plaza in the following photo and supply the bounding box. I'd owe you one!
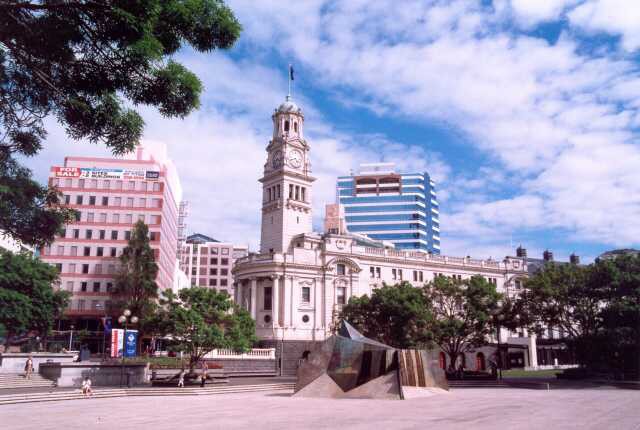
[2,387,639,430]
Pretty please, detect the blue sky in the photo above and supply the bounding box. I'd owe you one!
[27,0,640,262]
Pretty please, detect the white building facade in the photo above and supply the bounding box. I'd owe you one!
[233,95,535,375]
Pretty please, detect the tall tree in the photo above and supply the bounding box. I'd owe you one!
[0,250,70,346]
[339,282,434,349]
[114,220,158,320]
[0,0,241,246]
[517,262,602,365]
[424,275,502,371]
[158,287,256,371]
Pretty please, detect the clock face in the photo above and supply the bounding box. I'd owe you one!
[288,149,303,168]
[272,150,282,169]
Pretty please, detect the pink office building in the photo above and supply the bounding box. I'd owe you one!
[40,146,182,334]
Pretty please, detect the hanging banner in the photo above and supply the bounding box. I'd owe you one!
[110,329,124,358]
[124,330,138,357]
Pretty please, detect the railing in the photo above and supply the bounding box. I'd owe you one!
[360,247,513,270]
[204,348,276,360]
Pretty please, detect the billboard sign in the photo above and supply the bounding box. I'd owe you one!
[54,166,81,177]
[124,330,138,357]
[110,329,124,358]
[53,167,160,181]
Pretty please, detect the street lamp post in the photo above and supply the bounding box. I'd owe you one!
[118,309,138,387]
[68,324,75,351]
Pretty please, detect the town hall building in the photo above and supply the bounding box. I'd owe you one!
[233,94,550,375]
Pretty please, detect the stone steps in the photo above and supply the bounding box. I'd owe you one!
[0,374,55,390]
[0,383,295,405]
[448,380,509,388]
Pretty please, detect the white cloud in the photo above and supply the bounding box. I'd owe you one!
[569,0,640,51]
[227,0,640,256]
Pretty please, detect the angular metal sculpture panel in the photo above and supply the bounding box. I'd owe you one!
[294,321,447,400]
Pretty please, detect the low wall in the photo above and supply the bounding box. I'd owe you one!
[39,363,148,387]
[206,359,277,376]
[0,353,76,374]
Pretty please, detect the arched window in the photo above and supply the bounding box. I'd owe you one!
[284,120,290,132]
[294,122,298,132]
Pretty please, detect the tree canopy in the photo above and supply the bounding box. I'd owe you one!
[0,250,70,345]
[0,0,241,246]
[114,220,158,321]
[157,287,256,370]
[339,282,434,349]
[424,275,502,370]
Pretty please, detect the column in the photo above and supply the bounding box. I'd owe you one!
[250,278,258,320]
[528,333,538,369]
[272,276,280,327]
[283,276,292,328]
[237,280,244,309]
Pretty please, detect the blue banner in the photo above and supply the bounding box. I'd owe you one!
[124,330,138,357]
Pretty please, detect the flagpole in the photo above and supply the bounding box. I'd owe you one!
[288,63,292,98]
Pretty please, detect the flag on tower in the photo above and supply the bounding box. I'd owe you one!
[289,65,295,81]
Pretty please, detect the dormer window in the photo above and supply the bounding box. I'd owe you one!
[284,120,290,132]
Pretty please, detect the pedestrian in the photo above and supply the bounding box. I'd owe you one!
[82,376,93,397]
[24,355,33,380]
[177,368,185,388]
[200,361,208,388]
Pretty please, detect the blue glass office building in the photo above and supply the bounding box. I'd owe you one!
[336,163,440,253]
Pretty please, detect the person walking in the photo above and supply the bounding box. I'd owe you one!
[200,361,208,388]
[177,368,185,388]
[81,376,93,397]
[24,355,33,380]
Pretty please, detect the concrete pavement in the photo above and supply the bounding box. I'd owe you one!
[2,387,639,430]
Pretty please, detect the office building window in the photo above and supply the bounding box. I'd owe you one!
[392,268,397,280]
[210,258,218,265]
[301,286,311,303]
[221,258,229,265]
[76,195,83,204]
[57,245,64,255]
[75,211,81,221]
[114,197,121,206]
[86,229,92,239]
[82,264,89,274]
[221,248,229,255]
[398,269,403,281]
[68,263,76,273]
[89,196,96,205]
[95,264,102,274]
[81,281,87,292]
[264,286,272,310]
[209,268,217,276]
[221,268,228,276]
[87,213,94,222]
[112,214,119,223]
[220,279,228,286]
[64,195,70,204]
[103,180,110,190]
[111,230,118,240]
[102,196,109,205]
[110,248,117,257]
[93,282,100,292]
[124,231,131,240]
[126,197,134,207]
[337,287,346,305]
[99,230,106,239]
[370,266,375,278]
[66,281,74,292]
[376,267,381,278]
[128,181,135,190]
[97,247,104,256]
[106,282,113,292]
[77,300,85,310]
[125,214,133,224]
[209,279,217,286]
[90,179,97,189]
[83,246,91,256]
[55,263,62,273]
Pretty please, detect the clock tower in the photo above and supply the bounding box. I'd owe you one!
[259,95,315,253]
